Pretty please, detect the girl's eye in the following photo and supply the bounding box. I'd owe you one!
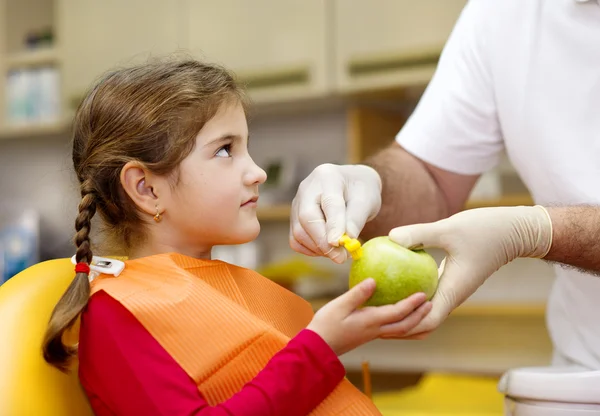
[216,144,232,158]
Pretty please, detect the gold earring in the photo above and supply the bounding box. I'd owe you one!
[153,205,162,222]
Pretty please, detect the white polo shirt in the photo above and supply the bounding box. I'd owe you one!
[397,0,600,369]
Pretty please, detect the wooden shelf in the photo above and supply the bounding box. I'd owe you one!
[5,48,59,70]
[256,194,534,222]
[0,119,70,140]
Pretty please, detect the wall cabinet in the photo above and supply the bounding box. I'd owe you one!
[57,0,183,112]
[186,0,329,104]
[0,0,469,135]
[333,0,467,93]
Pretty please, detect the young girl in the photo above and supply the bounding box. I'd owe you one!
[41,58,432,415]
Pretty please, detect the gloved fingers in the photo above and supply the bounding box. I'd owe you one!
[290,193,324,255]
[295,197,333,256]
[339,200,369,242]
[380,329,432,340]
[324,245,348,263]
[289,227,321,257]
[319,190,347,247]
[388,221,447,250]
[341,174,382,238]
[291,216,348,264]
[400,256,460,337]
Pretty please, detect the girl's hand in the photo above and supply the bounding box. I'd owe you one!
[306,279,432,356]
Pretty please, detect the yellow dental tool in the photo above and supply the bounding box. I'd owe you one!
[339,234,363,260]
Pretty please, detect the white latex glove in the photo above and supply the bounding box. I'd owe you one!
[386,205,553,339]
[289,163,382,263]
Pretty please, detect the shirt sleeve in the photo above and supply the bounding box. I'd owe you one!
[396,0,504,175]
[78,291,346,416]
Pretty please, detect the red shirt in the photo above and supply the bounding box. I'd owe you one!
[78,291,346,415]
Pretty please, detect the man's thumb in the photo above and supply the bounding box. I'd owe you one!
[388,222,443,250]
[337,278,376,312]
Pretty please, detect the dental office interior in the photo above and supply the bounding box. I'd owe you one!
[0,1,589,415]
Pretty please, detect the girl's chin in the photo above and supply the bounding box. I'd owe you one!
[216,222,261,246]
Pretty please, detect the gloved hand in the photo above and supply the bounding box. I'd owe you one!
[289,163,382,263]
[386,205,553,339]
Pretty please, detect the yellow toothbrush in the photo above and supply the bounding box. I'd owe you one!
[338,234,363,260]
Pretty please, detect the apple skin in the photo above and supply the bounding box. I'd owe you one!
[348,236,439,306]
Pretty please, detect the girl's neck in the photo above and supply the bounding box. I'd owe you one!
[128,241,212,261]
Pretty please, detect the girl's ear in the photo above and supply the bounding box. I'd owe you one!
[120,161,159,216]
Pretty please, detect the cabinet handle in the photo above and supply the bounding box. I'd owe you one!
[238,66,310,90]
[348,48,441,77]
[68,67,310,109]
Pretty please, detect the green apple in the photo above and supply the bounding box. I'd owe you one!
[348,236,438,307]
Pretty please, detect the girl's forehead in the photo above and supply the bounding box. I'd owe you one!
[195,104,248,143]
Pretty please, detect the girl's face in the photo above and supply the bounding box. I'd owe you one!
[149,100,267,258]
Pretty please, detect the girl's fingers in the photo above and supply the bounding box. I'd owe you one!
[361,292,428,327]
[378,301,433,338]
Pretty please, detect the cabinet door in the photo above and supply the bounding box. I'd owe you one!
[185,0,328,104]
[334,0,467,93]
[57,0,183,112]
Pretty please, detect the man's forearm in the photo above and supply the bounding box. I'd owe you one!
[360,144,449,240]
[544,205,600,274]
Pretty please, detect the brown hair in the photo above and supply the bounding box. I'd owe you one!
[42,57,248,372]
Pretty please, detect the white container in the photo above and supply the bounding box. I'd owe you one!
[37,66,60,123]
[0,208,40,284]
[5,66,60,126]
[28,68,43,122]
[5,70,29,125]
[499,366,600,415]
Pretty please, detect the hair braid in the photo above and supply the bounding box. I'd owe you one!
[42,179,96,373]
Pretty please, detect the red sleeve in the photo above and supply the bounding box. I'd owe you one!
[78,291,346,416]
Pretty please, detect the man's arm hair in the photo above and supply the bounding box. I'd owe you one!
[361,142,480,240]
[544,205,600,275]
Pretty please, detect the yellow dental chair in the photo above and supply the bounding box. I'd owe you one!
[0,258,94,415]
